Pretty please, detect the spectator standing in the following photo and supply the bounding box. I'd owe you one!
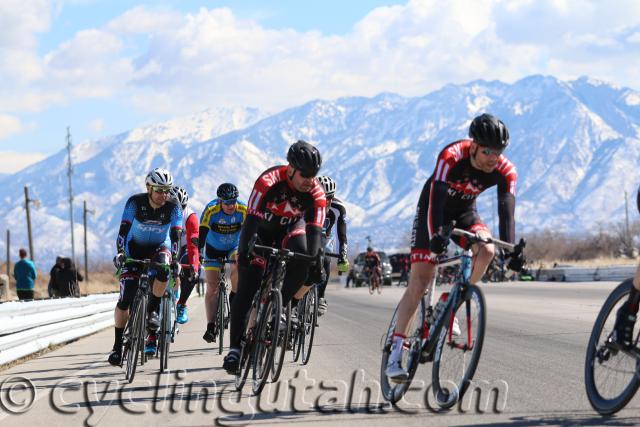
[55,258,83,297]
[48,256,65,297]
[14,248,37,300]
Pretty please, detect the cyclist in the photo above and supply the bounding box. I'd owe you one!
[223,140,326,374]
[169,186,200,324]
[199,183,247,343]
[310,175,349,315]
[108,168,183,365]
[385,113,525,381]
[363,246,382,288]
[613,186,640,348]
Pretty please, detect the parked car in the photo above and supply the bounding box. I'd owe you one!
[352,251,393,287]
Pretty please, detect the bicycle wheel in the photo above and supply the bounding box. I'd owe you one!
[377,274,383,294]
[432,284,486,409]
[125,294,146,383]
[301,285,318,365]
[585,279,640,415]
[369,275,375,295]
[380,298,426,404]
[159,295,171,373]
[291,295,305,363]
[218,283,226,355]
[252,289,282,395]
[272,302,291,381]
[235,295,258,392]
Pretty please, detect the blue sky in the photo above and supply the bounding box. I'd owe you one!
[1,0,640,171]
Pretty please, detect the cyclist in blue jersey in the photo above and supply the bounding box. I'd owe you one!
[108,168,183,366]
[199,183,247,343]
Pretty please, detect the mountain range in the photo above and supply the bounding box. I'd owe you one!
[3,75,640,265]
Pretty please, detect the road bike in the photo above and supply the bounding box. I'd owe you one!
[380,226,523,408]
[585,278,640,415]
[235,236,316,395]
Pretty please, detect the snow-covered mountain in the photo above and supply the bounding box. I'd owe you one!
[3,75,640,264]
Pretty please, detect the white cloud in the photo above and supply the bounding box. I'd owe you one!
[88,118,104,133]
[0,115,24,140]
[2,0,640,117]
[0,151,45,173]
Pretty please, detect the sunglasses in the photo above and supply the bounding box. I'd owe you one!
[221,199,237,205]
[152,186,171,194]
[480,147,503,156]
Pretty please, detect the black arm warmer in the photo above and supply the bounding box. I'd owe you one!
[238,214,260,254]
[429,181,449,232]
[116,221,132,253]
[497,192,516,244]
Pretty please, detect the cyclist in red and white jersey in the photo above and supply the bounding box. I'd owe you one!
[169,186,200,324]
[385,113,525,381]
[223,140,327,374]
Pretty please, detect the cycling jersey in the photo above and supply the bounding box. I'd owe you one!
[116,193,183,259]
[322,196,348,260]
[411,139,517,263]
[364,252,381,268]
[239,165,326,256]
[199,199,247,251]
[178,205,200,271]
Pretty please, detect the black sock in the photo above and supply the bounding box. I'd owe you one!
[229,291,235,307]
[207,321,215,331]
[114,327,124,349]
[291,298,299,309]
[628,286,640,313]
[148,295,161,314]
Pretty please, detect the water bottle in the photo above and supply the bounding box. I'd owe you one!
[461,251,472,282]
[433,292,449,322]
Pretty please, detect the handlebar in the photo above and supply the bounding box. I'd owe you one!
[451,228,519,252]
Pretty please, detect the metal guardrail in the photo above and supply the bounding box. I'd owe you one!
[0,293,118,365]
[535,265,637,282]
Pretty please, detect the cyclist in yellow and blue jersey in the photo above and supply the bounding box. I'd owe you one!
[198,183,247,343]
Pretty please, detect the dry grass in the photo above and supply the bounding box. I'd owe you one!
[2,267,118,301]
[532,257,639,269]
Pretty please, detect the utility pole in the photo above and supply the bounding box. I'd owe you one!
[24,186,36,261]
[6,229,10,286]
[83,200,95,282]
[66,127,76,269]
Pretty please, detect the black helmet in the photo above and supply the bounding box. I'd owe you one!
[468,113,509,149]
[217,183,239,201]
[367,246,373,252]
[287,140,322,177]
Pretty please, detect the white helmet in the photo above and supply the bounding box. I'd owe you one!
[145,167,173,187]
[317,175,336,197]
[169,186,189,209]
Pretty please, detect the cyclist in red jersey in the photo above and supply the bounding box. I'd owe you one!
[613,186,640,348]
[223,140,326,374]
[363,246,382,285]
[385,113,525,381]
[169,186,200,325]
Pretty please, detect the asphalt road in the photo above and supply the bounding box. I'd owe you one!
[2,280,640,426]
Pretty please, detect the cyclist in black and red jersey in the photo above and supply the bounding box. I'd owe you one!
[385,113,525,381]
[222,140,327,374]
[613,186,640,348]
[363,246,381,285]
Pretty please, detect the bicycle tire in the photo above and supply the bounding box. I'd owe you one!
[159,295,171,373]
[432,284,486,409]
[369,274,375,295]
[380,298,425,404]
[218,282,226,355]
[291,294,305,363]
[252,289,282,395]
[377,273,383,294]
[125,293,146,383]
[301,285,318,365]
[235,293,259,391]
[585,278,640,415]
[272,302,291,381]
